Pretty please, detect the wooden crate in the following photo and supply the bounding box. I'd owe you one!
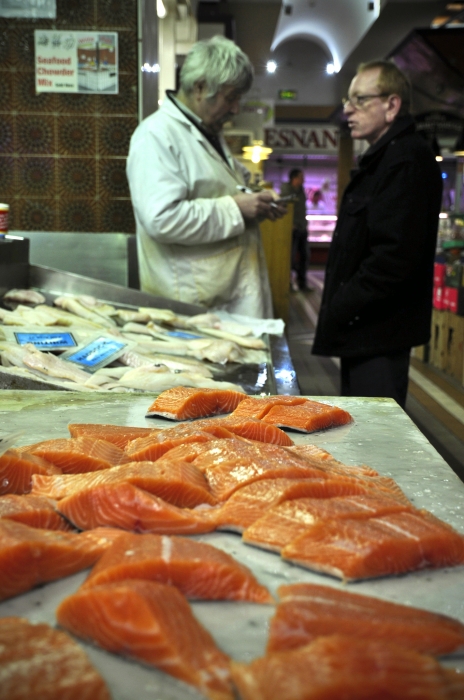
[260,206,293,324]
[446,314,464,383]
[429,309,448,371]
[412,344,429,362]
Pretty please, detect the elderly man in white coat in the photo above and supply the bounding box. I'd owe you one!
[126,36,285,319]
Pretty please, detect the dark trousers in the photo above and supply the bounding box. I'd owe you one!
[340,349,411,409]
[291,228,308,289]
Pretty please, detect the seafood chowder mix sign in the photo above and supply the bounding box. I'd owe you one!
[34,30,118,94]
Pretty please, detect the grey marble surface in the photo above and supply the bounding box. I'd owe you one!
[1,392,463,698]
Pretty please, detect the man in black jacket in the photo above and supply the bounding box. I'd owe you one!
[312,60,443,408]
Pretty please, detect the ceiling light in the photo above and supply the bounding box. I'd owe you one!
[326,63,336,74]
[242,140,273,163]
[157,0,167,18]
[141,62,160,73]
[266,60,277,73]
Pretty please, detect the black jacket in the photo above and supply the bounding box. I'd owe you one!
[312,115,443,358]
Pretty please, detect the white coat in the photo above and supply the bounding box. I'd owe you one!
[126,95,273,318]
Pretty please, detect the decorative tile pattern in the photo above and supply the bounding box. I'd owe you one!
[118,31,138,74]
[98,117,136,156]
[20,199,57,231]
[55,92,97,115]
[0,157,15,196]
[56,0,95,27]
[12,28,36,70]
[99,158,129,197]
[99,199,135,233]
[59,198,98,232]
[0,115,14,153]
[58,158,96,197]
[57,117,96,155]
[0,27,14,69]
[0,72,13,110]
[97,0,137,30]
[17,157,55,196]
[0,0,138,233]
[16,115,54,154]
[14,72,56,114]
[98,74,137,115]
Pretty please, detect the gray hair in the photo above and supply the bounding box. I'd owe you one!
[179,35,254,98]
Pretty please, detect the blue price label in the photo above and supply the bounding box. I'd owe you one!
[14,331,78,350]
[65,337,127,369]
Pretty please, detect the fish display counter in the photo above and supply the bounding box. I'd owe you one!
[0,391,463,699]
[0,234,298,396]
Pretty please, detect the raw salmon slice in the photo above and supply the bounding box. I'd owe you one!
[0,448,61,495]
[81,531,274,603]
[262,401,353,433]
[231,395,308,419]
[0,493,72,530]
[0,616,111,700]
[0,519,122,601]
[267,582,464,655]
[207,477,379,533]
[189,439,328,501]
[124,424,225,462]
[194,416,294,446]
[57,482,216,535]
[31,459,216,507]
[281,510,464,581]
[57,580,234,700]
[243,494,413,553]
[23,436,128,474]
[288,444,380,476]
[146,385,246,420]
[68,422,159,448]
[230,634,464,700]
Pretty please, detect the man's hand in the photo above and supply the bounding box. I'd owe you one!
[234,191,287,222]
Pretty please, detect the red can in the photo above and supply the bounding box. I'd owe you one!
[0,203,9,234]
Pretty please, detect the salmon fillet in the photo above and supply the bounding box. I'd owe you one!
[231,396,308,419]
[0,519,123,601]
[57,481,216,535]
[230,634,464,700]
[146,386,246,420]
[207,477,382,533]
[189,439,328,501]
[0,448,61,495]
[57,580,234,700]
[81,531,274,603]
[288,444,380,476]
[267,582,464,656]
[281,510,464,581]
[22,436,128,474]
[193,416,294,446]
[243,494,414,553]
[0,493,72,530]
[262,401,353,433]
[68,422,159,448]
[31,459,216,507]
[0,616,111,700]
[124,424,225,462]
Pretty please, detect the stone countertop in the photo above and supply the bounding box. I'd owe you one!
[0,391,463,699]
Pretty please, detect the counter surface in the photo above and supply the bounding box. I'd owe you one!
[1,391,463,699]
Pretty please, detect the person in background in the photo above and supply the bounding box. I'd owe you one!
[280,168,311,291]
[126,36,285,319]
[312,59,443,408]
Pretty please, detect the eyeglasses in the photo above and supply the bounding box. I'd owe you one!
[342,93,390,109]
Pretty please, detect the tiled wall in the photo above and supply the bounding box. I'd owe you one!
[0,0,138,233]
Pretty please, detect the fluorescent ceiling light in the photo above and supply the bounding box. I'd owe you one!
[157,0,167,18]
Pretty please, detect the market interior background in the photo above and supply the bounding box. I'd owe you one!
[1,0,464,479]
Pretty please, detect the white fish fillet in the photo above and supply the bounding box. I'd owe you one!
[2,289,46,305]
[195,326,266,349]
[138,307,179,323]
[116,365,245,392]
[54,296,117,328]
[0,342,102,387]
[112,309,152,325]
